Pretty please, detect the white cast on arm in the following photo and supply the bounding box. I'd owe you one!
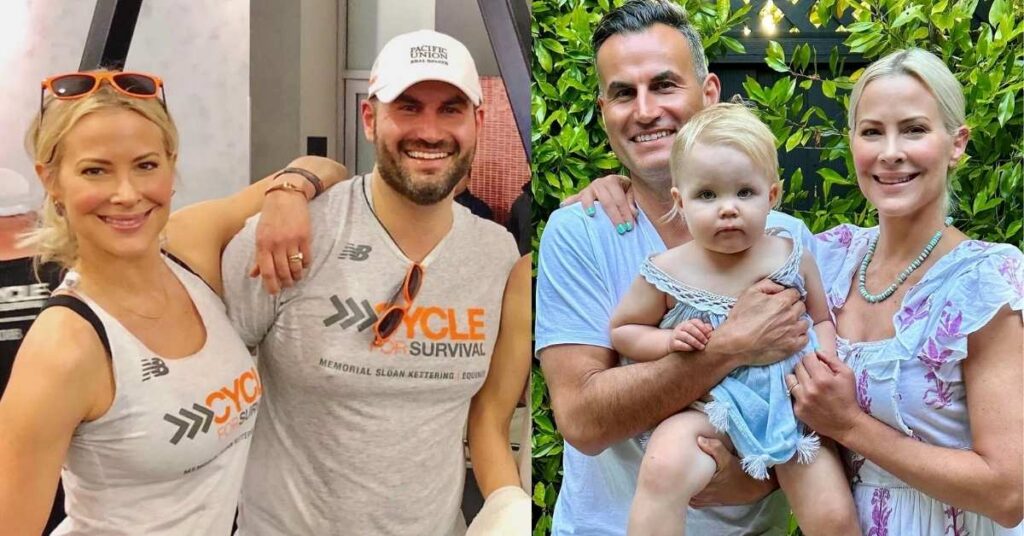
[466,485,531,535]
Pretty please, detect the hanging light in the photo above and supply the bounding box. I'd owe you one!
[759,0,785,35]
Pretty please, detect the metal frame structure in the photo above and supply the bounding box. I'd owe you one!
[80,0,143,71]
[477,0,532,161]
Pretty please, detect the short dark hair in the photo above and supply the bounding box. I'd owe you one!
[591,0,708,83]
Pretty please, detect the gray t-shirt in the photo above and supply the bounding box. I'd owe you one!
[222,175,518,535]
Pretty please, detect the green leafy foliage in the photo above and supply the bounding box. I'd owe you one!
[531,1,1022,534]
[748,0,1023,241]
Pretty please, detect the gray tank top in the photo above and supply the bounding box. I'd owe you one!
[222,175,519,535]
[51,256,259,535]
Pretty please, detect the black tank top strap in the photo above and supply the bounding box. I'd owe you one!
[40,295,112,359]
[162,250,216,294]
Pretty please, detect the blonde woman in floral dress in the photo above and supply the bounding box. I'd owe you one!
[791,48,1022,535]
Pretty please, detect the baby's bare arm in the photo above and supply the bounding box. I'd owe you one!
[801,251,837,358]
[610,276,675,361]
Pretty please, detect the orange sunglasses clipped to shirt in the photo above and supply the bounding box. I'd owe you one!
[373,263,425,347]
[40,71,166,117]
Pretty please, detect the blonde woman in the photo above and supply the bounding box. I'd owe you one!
[0,71,346,535]
[793,48,1022,535]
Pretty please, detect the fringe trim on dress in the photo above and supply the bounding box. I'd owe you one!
[740,454,772,480]
[705,400,730,434]
[796,432,820,464]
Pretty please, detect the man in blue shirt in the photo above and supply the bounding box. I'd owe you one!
[535,1,816,534]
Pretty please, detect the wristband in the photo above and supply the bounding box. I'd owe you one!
[274,167,324,198]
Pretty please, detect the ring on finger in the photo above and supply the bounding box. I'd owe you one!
[288,252,304,264]
[786,382,800,396]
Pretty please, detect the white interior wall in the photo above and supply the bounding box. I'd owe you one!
[0,0,250,211]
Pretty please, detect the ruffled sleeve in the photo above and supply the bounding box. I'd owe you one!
[814,224,874,311]
[894,242,1024,383]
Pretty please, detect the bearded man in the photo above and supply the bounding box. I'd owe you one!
[222,30,522,535]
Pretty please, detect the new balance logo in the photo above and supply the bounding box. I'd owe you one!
[141,357,169,381]
[163,404,215,445]
[338,243,372,261]
[323,295,377,331]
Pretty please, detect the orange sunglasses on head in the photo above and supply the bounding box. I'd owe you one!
[40,71,166,117]
[373,263,425,347]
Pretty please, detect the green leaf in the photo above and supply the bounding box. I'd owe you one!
[536,78,558,99]
[716,0,730,21]
[767,57,788,72]
[540,38,565,55]
[932,11,955,31]
[593,157,620,170]
[818,167,853,185]
[720,35,745,54]
[742,77,768,102]
[536,43,552,72]
[766,41,788,72]
[846,21,876,33]
[997,92,1014,126]
[972,191,990,214]
[795,44,811,72]
[786,129,804,152]
[931,0,949,15]
[989,0,1007,26]
[533,482,546,507]
[892,5,923,28]
[822,80,837,98]
[979,198,1002,212]
[535,412,556,433]
[1006,219,1023,238]
[790,167,804,192]
[815,0,832,26]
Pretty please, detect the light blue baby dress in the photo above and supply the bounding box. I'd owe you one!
[638,228,820,480]
[816,225,1024,535]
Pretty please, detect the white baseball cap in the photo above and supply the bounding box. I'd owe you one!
[367,30,482,106]
[0,168,41,217]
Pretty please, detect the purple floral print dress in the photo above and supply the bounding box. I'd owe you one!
[816,224,1024,536]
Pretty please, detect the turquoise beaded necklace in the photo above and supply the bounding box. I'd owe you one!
[858,216,953,304]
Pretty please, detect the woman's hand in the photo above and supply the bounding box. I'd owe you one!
[249,187,312,295]
[786,350,864,442]
[561,174,636,232]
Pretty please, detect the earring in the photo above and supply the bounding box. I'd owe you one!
[54,201,66,217]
